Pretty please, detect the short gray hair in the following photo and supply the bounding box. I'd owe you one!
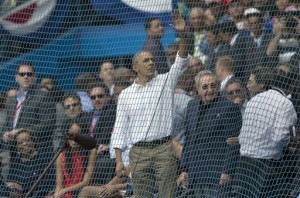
[194,70,215,89]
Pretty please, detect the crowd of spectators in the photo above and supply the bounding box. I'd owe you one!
[0,0,299,197]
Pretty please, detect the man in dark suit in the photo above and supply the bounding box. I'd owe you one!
[177,70,242,197]
[88,83,117,185]
[217,20,256,87]
[2,62,55,154]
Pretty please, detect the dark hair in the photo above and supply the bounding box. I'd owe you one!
[246,13,264,24]
[40,75,64,103]
[225,77,242,89]
[75,73,97,92]
[285,16,298,34]
[16,62,35,74]
[62,93,81,105]
[15,129,36,146]
[271,68,297,90]
[217,20,238,35]
[144,17,159,30]
[206,24,219,35]
[89,82,110,96]
[0,92,5,109]
[251,67,274,89]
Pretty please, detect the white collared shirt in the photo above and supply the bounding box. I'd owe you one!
[77,91,93,112]
[111,53,190,151]
[13,91,26,128]
[172,88,193,144]
[230,33,239,46]
[220,74,234,93]
[239,89,297,160]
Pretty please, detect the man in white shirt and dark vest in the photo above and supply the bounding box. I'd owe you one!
[236,69,297,197]
[111,29,190,197]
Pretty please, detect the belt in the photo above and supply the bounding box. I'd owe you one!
[134,136,171,148]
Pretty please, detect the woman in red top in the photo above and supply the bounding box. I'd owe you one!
[51,123,97,198]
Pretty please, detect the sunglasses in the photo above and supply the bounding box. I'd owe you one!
[90,94,107,100]
[18,72,34,77]
[201,83,217,90]
[64,102,80,110]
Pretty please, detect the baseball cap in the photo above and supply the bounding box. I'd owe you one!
[244,8,261,17]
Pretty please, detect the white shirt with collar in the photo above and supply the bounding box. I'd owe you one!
[13,91,27,128]
[220,74,234,93]
[172,88,193,144]
[111,53,191,151]
[77,91,93,112]
[239,89,297,160]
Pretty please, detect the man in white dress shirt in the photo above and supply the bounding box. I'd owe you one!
[236,69,297,197]
[110,31,190,197]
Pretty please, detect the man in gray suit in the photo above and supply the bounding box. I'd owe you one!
[2,62,56,154]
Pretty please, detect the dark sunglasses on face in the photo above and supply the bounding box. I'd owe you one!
[18,72,34,77]
[64,102,80,110]
[202,83,217,90]
[90,94,107,100]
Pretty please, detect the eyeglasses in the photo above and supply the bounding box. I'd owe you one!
[64,102,80,110]
[18,72,34,77]
[201,83,217,90]
[90,94,107,100]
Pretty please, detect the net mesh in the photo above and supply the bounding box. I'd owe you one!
[0,0,299,197]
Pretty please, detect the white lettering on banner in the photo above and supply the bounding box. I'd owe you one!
[121,0,172,13]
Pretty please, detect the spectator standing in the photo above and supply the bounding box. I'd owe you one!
[167,42,178,68]
[236,69,297,197]
[75,73,97,113]
[205,24,223,72]
[111,29,190,197]
[178,70,242,197]
[88,83,117,185]
[215,56,235,93]
[225,78,248,117]
[247,67,274,98]
[142,18,169,74]
[99,62,116,95]
[5,88,17,107]
[2,62,55,154]
[217,20,256,86]
[244,8,274,67]
[0,92,6,133]
[40,75,65,151]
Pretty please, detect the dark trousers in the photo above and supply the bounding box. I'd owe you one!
[234,156,284,198]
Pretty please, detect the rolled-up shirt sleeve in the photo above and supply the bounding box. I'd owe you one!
[110,92,129,151]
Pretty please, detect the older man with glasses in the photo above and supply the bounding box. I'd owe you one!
[178,70,242,197]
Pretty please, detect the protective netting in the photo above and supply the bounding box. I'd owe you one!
[0,0,299,197]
